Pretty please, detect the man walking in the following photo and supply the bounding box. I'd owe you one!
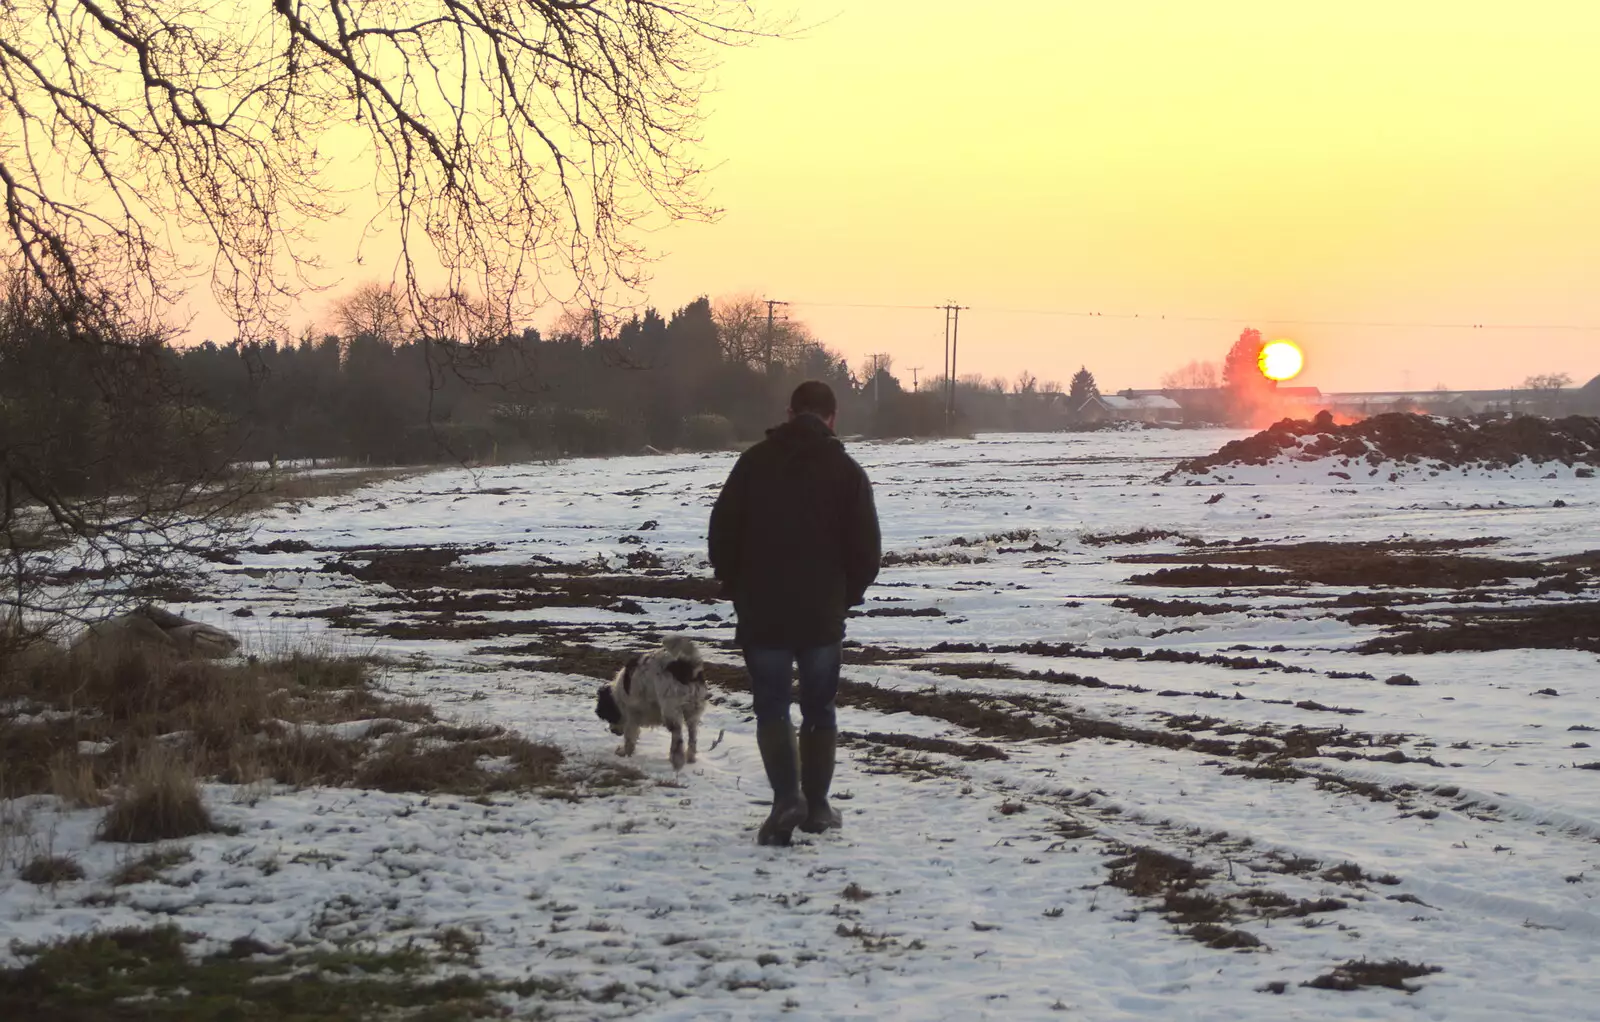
[709,381,881,846]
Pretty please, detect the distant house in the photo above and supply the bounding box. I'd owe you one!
[1078,394,1183,424]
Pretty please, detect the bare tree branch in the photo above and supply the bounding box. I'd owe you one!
[0,0,769,335]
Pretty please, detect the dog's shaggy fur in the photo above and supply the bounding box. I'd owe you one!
[594,636,707,770]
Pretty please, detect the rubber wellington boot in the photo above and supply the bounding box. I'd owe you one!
[798,724,843,833]
[756,721,807,846]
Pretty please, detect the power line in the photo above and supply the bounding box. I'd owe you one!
[779,298,1600,333]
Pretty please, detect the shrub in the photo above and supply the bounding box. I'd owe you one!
[680,413,735,451]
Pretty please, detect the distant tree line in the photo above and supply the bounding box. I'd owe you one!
[125,288,1097,465]
[164,292,844,465]
[3,278,1117,488]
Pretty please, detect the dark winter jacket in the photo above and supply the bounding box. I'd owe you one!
[708,414,881,648]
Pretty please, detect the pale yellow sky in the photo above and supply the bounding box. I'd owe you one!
[184,1,1600,392]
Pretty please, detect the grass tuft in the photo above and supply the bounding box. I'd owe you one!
[48,750,106,808]
[98,748,215,843]
[0,924,526,1021]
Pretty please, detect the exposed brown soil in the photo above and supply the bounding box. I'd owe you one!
[841,645,925,665]
[1329,590,1438,608]
[912,661,1122,690]
[1082,528,1199,547]
[1303,958,1442,993]
[1106,847,1213,896]
[473,619,1456,817]
[243,538,316,554]
[843,731,1010,761]
[1126,566,1295,587]
[1357,602,1600,654]
[1112,597,1247,617]
[1103,846,1263,950]
[923,640,1322,677]
[300,547,723,640]
[850,606,945,618]
[836,682,1067,743]
[326,546,719,603]
[1120,539,1549,589]
[1319,862,1401,886]
[880,550,989,567]
[1166,411,1600,478]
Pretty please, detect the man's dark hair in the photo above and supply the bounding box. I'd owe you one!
[789,380,837,420]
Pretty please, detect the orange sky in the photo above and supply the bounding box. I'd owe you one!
[180,1,1600,393]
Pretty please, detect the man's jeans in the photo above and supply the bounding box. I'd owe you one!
[743,643,842,729]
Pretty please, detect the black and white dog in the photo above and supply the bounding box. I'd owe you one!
[594,636,707,771]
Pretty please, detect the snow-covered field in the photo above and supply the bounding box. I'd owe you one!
[7,427,1600,1020]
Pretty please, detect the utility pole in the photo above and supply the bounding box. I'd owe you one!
[909,366,922,392]
[763,298,789,373]
[941,302,968,431]
[942,307,952,428]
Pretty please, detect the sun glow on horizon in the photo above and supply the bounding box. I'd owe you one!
[1259,340,1305,382]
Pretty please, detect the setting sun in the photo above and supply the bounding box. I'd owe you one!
[1258,340,1305,382]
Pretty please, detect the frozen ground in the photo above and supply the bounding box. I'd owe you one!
[7,428,1600,1020]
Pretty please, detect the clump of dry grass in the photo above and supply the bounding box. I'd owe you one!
[3,637,595,806]
[98,747,216,843]
[110,846,193,886]
[48,750,107,808]
[356,732,563,795]
[19,854,85,885]
[250,731,367,788]
[1,643,427,798]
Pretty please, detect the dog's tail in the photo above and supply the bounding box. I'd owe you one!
[661,635,699,661]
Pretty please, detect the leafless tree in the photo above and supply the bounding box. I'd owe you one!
[713,295,767,368]
[329,283,413,345]
[1523,372,1573,393]
[1161,359,1220,390]
[419,288,515,347]
[1,271,246,651]
[713,294,822,372]
[0,0,768,332]
[2,2,766,648]
[856,352,893,383]
[1523,372,1573,417]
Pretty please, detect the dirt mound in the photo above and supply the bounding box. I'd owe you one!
[1166,411,1600,480]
